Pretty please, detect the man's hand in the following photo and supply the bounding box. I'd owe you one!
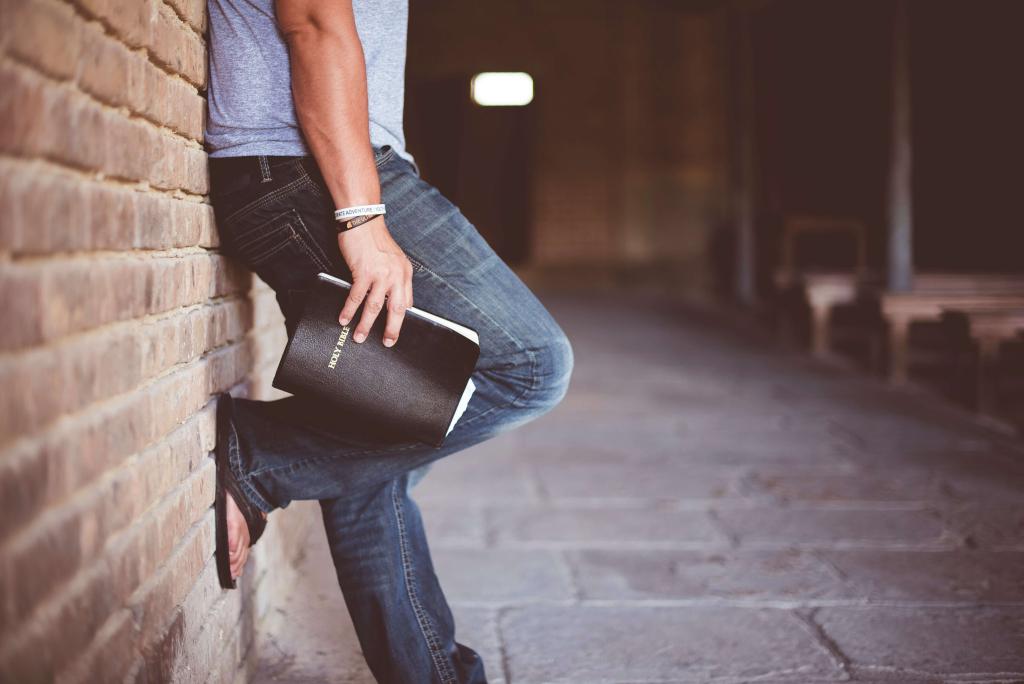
[337,218,413,347]
[276,0,412,346]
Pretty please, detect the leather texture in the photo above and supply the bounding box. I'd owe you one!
[273,276,481,447]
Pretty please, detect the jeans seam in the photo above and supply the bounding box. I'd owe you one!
[453,348,539,433]
[402,263,539,429]
[298,165,328,200]
[246,440,425,479]
[391,480,458,684]
[227,413,275,514]
[240,232,299,266]
[512,346,544,407]
[289,209,333,272]
[412,262,528,358]
[385,171,525,357]
[222,174,311,225]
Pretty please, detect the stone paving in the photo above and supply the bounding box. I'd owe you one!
[252,292,1024,683]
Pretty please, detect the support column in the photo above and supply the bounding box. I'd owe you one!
[732,4,757,306]
[887,0,914,292]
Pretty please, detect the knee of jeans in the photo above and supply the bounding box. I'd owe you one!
[522,333,574,413]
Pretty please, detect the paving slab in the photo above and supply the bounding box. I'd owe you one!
[817,549,1024,602]
[532,460,745,501]
[500,606,842,682]
[515,438,855,469]
[713,507,951,548]
[421,504,489,549]
[411,445,540,505]
[815,607,1024,679]
[943,506,1024,550]
[740,469,944,504]
[487,507,727,548]
[432,549,575,603]
[932,465,1024,505]
[568,549,842,601]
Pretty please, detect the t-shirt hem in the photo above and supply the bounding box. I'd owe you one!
[207,141,416,167]
[207,140,311,158]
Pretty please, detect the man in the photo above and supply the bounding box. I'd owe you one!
[205,0,573,681]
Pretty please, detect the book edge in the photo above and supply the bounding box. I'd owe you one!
[317,272,480,345]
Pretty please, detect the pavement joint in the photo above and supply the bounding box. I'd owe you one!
[792,608,854,680]
[705,508,742,548]
[554,550,584,603]
[493,606,513,684]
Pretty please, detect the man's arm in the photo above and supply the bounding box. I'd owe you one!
[276,0,412,347]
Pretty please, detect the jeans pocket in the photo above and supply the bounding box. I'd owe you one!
[228,207,334,281]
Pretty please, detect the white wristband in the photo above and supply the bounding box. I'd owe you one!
[334,204,386,222]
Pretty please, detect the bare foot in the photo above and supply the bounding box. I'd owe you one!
[226,491,267,579]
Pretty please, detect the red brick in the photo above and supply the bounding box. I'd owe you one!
[164,0,206,34]
[0,266,46,353]
[0,381,224,548]
[151,1,206,88]
[55,608,137,684]
[76,16,204,142]
[0,459,215,673]
[4,0,82,82]
[0,298,248,452]
[0,62,207,193]
[74,0,155,50]
[0,255,249,352]
[74,0,206,88]
[0,425,212,629]
[0,160,217,253]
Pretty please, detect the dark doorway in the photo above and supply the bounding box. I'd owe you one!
[405,75,534,266]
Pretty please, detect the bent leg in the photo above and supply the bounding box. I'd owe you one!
[227,151,574,511]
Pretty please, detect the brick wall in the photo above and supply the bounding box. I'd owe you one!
[0,1,315,681]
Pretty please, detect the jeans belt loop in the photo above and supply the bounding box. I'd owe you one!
[258,155,272,183]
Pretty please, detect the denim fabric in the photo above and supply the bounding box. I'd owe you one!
[208,146,573,684]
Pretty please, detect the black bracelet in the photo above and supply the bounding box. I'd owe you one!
[335,213,382,233]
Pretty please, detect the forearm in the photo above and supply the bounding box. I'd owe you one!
[276,0,412,347]
[278,3,379,208]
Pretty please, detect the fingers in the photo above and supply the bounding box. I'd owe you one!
[382,290,408,348]
[338,277,370,327]
[349,261,414,346]
[353,284,386,343]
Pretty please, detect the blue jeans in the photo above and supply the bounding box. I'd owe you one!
[208,146,573,683]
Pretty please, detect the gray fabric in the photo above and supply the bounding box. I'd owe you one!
[205,0,412,163]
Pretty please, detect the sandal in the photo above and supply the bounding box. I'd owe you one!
[214,392,268,589]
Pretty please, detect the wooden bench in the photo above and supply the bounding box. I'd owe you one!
[880,274,1024,385]
[942,304,1024,413]
[773,216,871,357]
[803,272,882,357]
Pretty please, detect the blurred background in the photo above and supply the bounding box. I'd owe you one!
[405,0,1024,426]
[2,0,1023,682]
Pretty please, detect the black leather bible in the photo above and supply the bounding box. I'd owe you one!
[272,273,481,447]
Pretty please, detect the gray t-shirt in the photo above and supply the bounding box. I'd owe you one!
[205,0,412,163]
